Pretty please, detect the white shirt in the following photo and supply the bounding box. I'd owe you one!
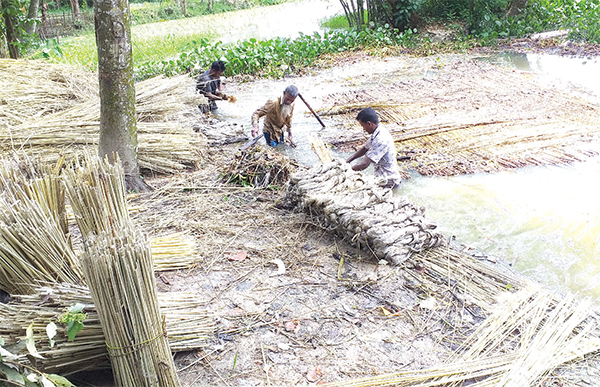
[365,126,401,185]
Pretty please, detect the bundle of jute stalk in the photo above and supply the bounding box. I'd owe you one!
[1,60,207,175]
[0,157,82,294]
[0,59,98,127]
[0,283,213,374]
[286,160,445,264]
[150,233,198,271]
[64,156,180,386]
[81,222,181,386]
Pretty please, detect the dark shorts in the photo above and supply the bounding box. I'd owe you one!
[198,100,218,114]
[264,132,284,147]
[382,179,401,190]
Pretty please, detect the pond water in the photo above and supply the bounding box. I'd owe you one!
[132,0,343,42]
[209,2,600,302]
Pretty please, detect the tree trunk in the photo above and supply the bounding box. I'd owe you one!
[69,0,79,18]
[26,0,41,35]
[94,0,151,192]
[40,0,48,39]
[0,34,7,58]
[507,0,528,17]
[1,0,20,58]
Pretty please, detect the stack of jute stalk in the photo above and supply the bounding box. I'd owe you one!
[318,286,600,387]
[0,154,213,375]
[0,283,213,374]
[285,160,445,264]
[409,246,528,311]
[63,155,181,386]
[0,157,82,294]
[0,60,207,175]
[150,233,199,271]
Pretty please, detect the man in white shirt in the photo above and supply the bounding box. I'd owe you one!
[346,107,402,189]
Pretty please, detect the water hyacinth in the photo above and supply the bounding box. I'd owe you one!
[135,26,416,80]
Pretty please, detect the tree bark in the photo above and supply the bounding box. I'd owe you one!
[507,0,528,17]
[0,34,6,58]
[25,0,40,35]
[1,0,20,58]
[94,0,151,192]
[69,0,79,18]
[40,0,48,39]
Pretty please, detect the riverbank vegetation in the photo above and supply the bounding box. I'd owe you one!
[2,0,599,75]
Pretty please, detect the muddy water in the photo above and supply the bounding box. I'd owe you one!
[402,53,600,302]
[209,3,600,302]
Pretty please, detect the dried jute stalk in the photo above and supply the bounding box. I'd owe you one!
[67,154,180,387]
[81,226,181,387]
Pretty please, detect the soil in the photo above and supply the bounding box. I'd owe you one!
[71,35,600,387]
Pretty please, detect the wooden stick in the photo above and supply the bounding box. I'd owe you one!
[298,93,326,128]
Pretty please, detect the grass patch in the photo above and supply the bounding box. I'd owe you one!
[36,29,216,72]
[320,14,350,30]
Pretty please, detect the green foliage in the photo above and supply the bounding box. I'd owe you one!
[392,0,419,30]
[0,0,39,55]
[419,0,474,19]
[417,0,600,44]
[491,0,600,43]
[135,25,416,80]
[129,0,287,25]
[57,303,87,342]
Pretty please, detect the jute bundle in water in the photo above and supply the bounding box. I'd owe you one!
[286,160,445,264]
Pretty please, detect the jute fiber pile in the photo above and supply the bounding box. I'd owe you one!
[286,160,445,264]
[0,59,208,175]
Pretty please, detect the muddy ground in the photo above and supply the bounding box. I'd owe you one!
[70,38,600,386]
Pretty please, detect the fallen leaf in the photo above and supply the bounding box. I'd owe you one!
[381,306,391,316]
[284,320,300,333]
[306,366,323,382]
[226,251,247,261]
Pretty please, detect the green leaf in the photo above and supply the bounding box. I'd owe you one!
[0,362,25,385]
[66,320,84,342]
[46,374,75,387]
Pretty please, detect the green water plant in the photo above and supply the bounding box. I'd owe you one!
[135,25,416,80]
